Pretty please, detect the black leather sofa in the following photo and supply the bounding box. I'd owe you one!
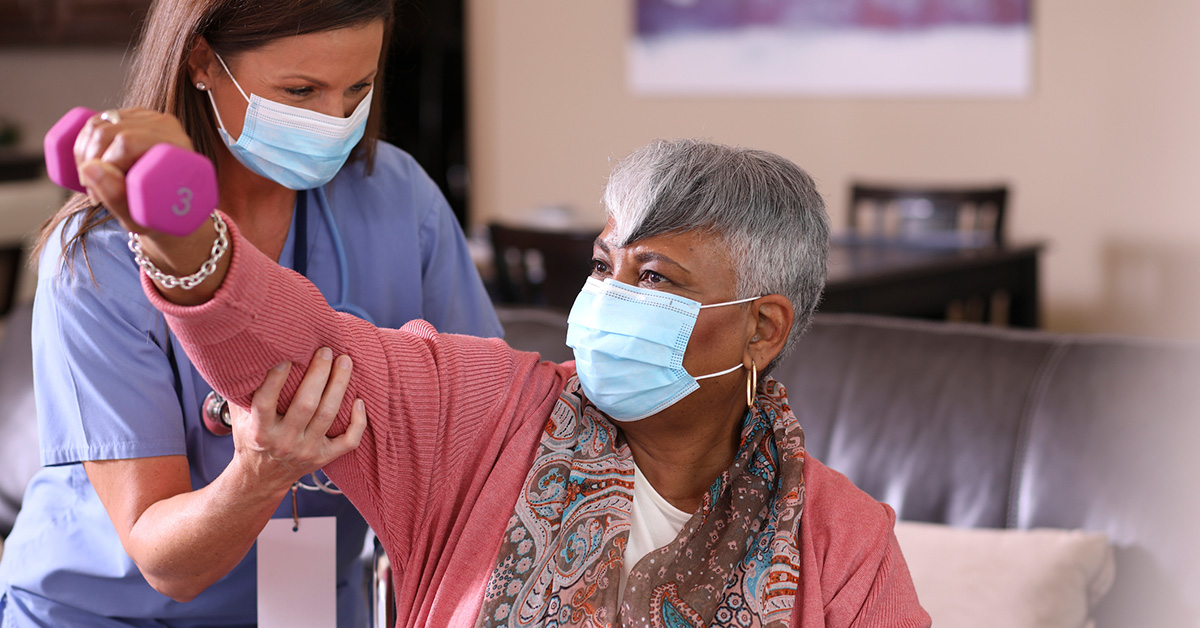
[3,304,1198,627]
[498,307,1200,628]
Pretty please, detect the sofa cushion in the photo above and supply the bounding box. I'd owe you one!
[895,521,1115,628]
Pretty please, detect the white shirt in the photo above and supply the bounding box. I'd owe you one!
[620,462,693,601]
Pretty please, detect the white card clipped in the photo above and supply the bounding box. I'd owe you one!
[257,516,337,627]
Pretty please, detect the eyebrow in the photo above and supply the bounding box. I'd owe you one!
[594,238,690,275]
[635,251,689,275]
[278,70,377,88]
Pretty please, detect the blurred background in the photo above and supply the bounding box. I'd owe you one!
[3,0,1200,339]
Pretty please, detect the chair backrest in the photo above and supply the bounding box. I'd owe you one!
[489,223,599,311]
[494,306,575,363]
[0,244,21,318]
[849,184,1009,247]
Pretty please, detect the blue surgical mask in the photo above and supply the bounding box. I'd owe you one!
[566,277,759,422]
[207,53,372,190]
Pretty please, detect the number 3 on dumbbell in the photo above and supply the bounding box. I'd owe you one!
[173,187,194,217]
[44,107,218,237]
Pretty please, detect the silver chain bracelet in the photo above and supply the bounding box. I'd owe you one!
[127,212,229,290]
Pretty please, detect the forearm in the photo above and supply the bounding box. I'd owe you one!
[121,456,293,601]
[137,213,231,306]
[143,215,393,427]
[140,213,554,559]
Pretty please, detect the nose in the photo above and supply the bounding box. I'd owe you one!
[342,91,371,118]
[609,264,640,288]
[312,96,344,118]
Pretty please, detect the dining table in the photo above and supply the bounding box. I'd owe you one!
[821,235,1044,327]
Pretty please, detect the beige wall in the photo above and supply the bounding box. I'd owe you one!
[6,4,1200,338]
[0,49,127,307]
[467,0,1200,338]
[0,50,127,153]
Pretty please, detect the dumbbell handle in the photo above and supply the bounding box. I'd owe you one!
[44,107,218,237]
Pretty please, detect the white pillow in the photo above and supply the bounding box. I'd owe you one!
[894,521,1116,628]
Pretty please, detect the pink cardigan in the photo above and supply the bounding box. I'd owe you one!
[145,218,929,628]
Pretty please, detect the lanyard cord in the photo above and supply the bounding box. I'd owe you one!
[293,189,308,278]
[289,189,344,496]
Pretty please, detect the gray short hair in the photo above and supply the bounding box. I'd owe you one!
[603,139,830,373]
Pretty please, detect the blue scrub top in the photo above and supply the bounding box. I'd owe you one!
[0,143,502,627]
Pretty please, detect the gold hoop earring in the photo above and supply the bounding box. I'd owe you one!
[746,359,758,407]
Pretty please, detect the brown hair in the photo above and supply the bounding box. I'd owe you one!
[34,0,395,274]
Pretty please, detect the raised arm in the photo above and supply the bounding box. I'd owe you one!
[141,214,565,554]
[79,127,570,565]
[53,111,303,601]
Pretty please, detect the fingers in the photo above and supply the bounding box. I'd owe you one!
[74,109,160,174]
[249,361,293,428]
[98,126,168,174]
[327,398,368,458]
[74,114,118,174]
[307,353,353,438]
[280,348,335,434]
[230,349,363,485]
[71,108,196,229]
[79,161,133,230]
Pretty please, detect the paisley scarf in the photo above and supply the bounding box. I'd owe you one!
[476,376,806,628]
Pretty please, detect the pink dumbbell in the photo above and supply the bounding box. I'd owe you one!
[44,107,217,237]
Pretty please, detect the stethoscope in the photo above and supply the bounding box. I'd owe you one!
[201,187,371,495]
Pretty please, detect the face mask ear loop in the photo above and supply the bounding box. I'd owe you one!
[208,53,252,141]
[693,362,744,381]
[204,90,233,139]
[691,295,759,381]
[699,295,761,309]
[213,53,251,103]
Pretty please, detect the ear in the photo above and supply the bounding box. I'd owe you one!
[187,37,218,88]
[744,294,793,370]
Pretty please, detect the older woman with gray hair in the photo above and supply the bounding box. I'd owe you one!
[85,137,930,627]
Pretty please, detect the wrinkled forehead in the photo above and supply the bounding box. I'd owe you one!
[600,214,729,252]
[596,220,734,271]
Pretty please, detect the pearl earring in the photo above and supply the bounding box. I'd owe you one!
[196,81,207,91]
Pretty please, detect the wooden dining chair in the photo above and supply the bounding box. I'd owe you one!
[488,223,600,311]
[849,183,1009,248]
[0,244,22,319]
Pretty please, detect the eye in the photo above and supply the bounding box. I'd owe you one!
[349,82,372,94]
[284,86,314,97]
[640,270,669,285]
[589,258,610,276]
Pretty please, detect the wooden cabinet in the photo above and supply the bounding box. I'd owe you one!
[0,0,149,47]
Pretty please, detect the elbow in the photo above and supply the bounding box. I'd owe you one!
[123,536,223,603]
[120,533,235,603]
[164,589,200,604]
[142,571,212,603]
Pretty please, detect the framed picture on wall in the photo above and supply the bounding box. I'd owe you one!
[629,0,1033,97]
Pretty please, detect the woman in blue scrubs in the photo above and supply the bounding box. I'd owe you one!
[0,1,500,626]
